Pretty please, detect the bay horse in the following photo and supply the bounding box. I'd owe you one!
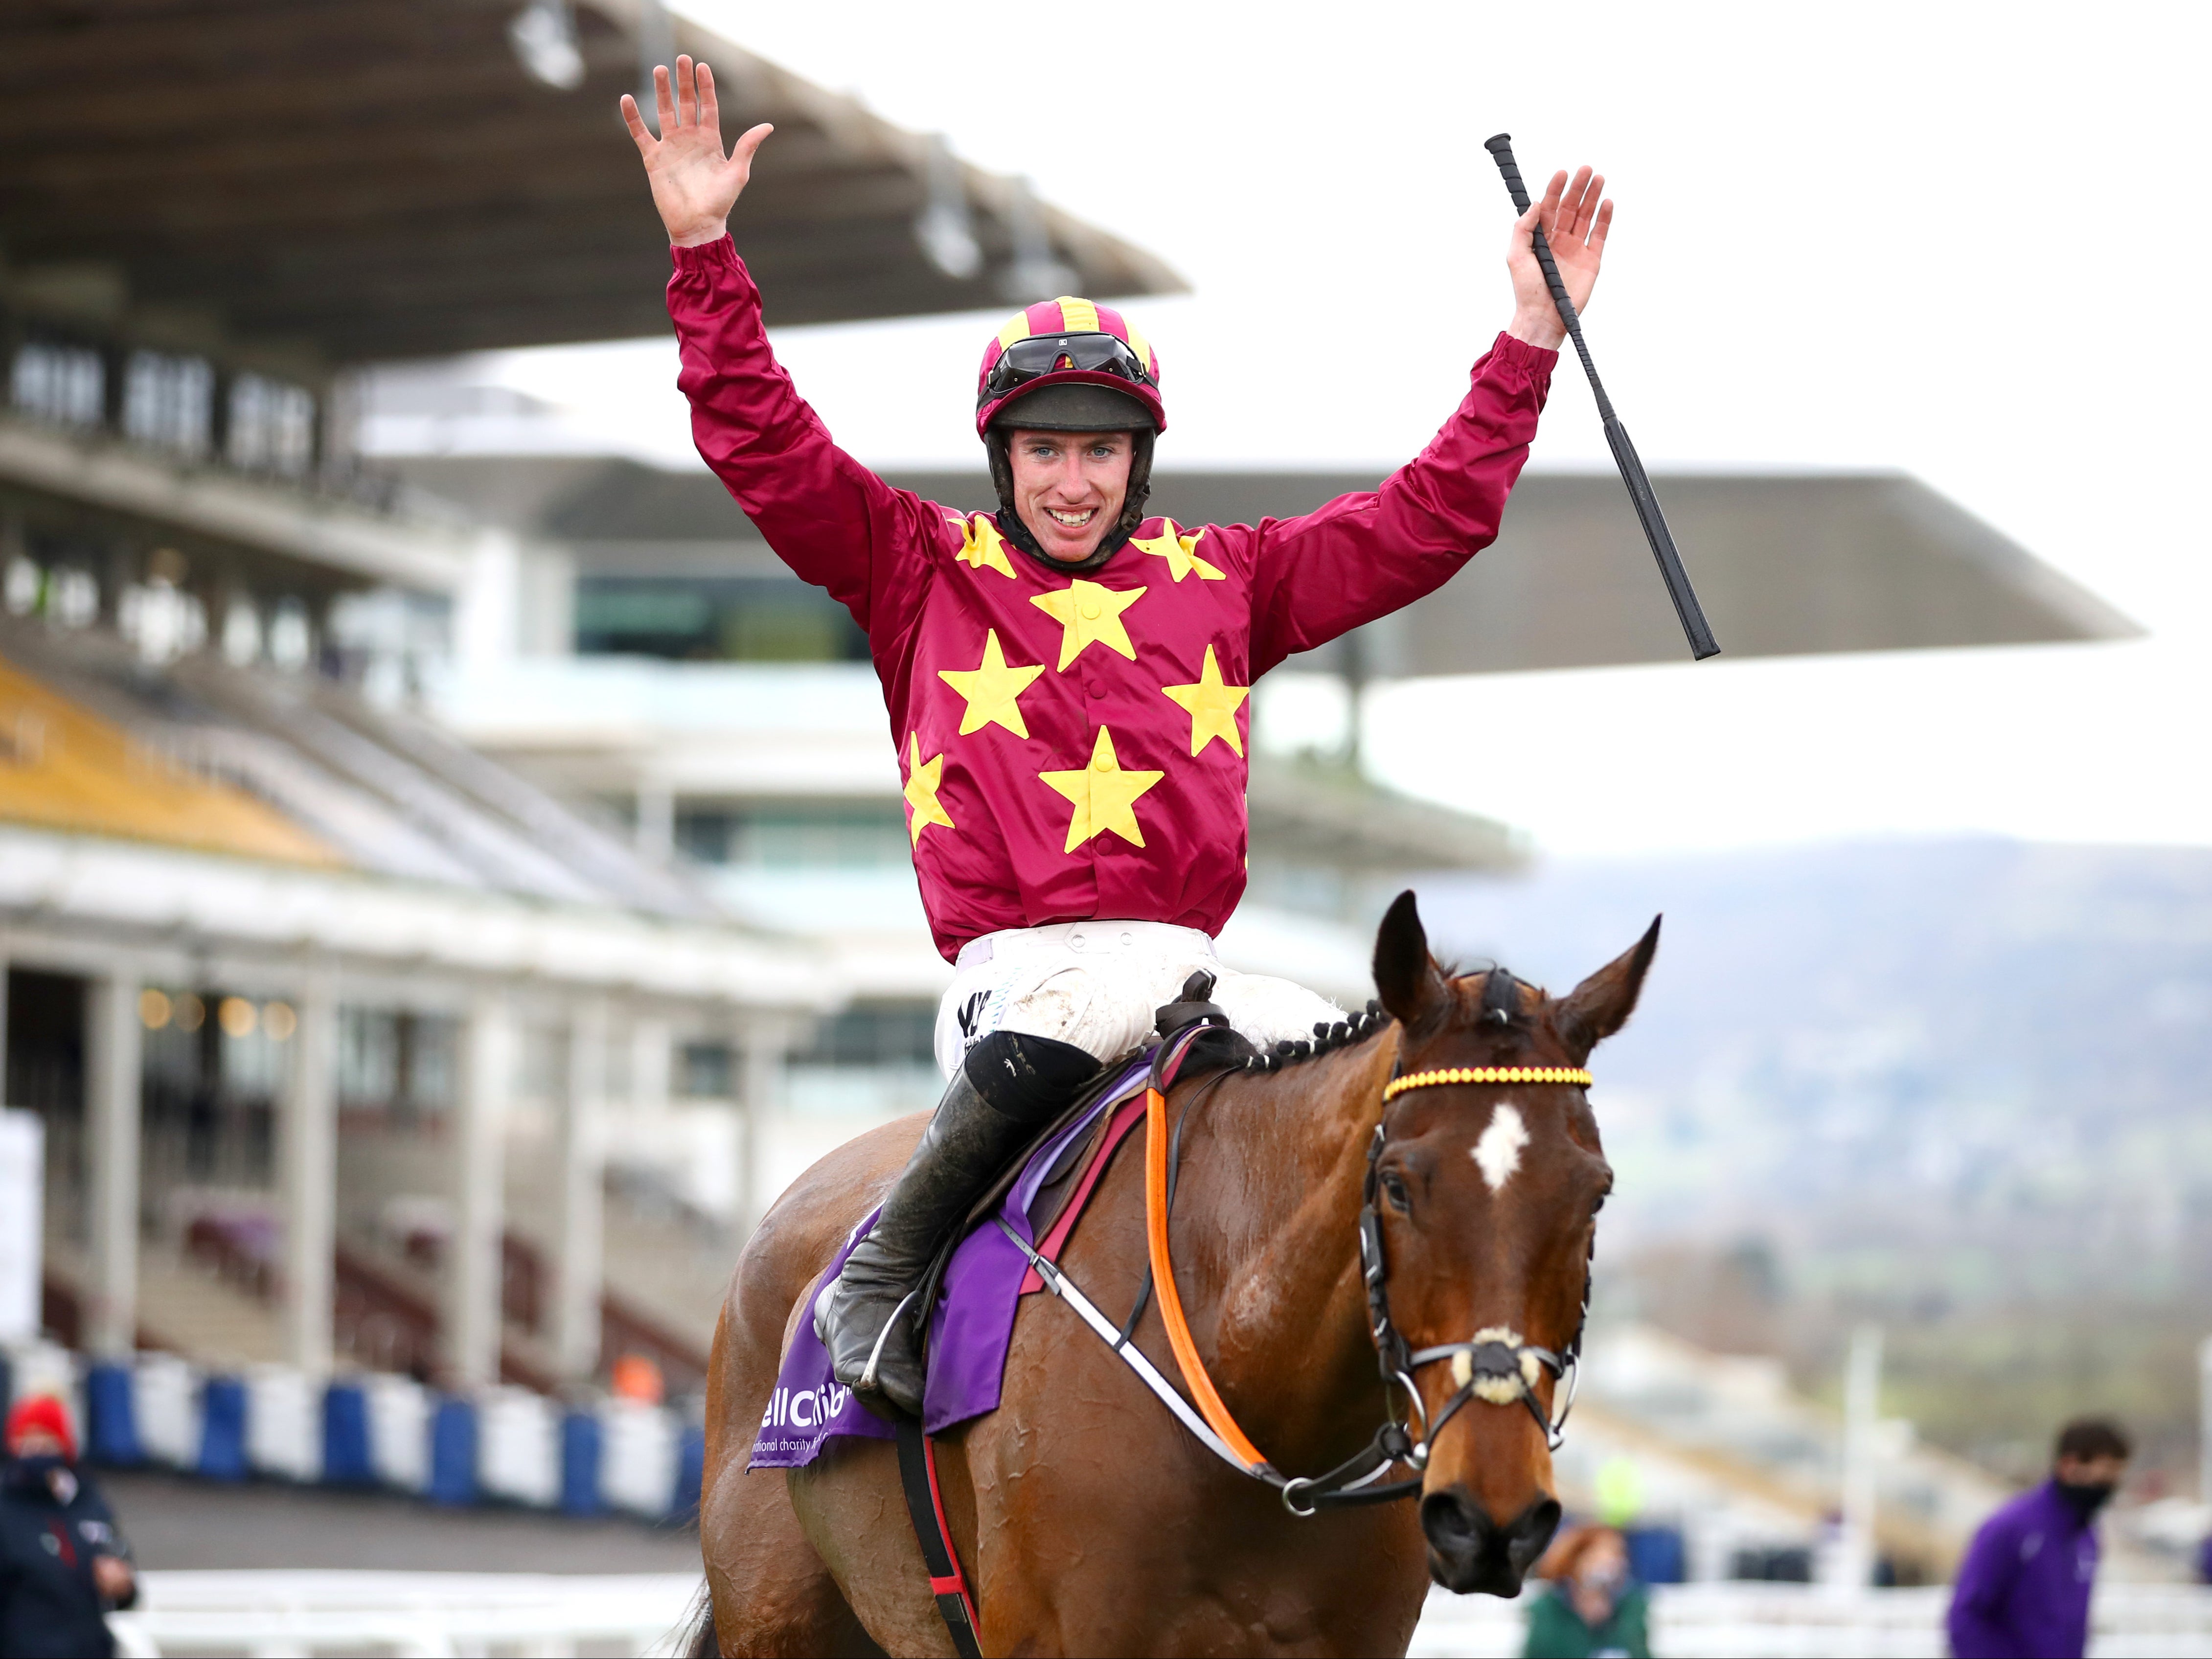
[693,892,1657,1656]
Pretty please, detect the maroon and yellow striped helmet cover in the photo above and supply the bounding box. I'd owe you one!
[974,296,1165,437]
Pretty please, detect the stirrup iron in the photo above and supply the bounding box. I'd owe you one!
[857,1288,921,1396]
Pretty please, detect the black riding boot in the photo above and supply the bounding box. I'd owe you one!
[822,1030,1099,1416]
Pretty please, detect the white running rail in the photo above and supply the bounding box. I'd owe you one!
[1410,1581,2212,1659]
[108,1570,702,1659]
[101,1571,2212,1658]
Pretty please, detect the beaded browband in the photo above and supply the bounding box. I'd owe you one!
[1382,1066,1593,1101]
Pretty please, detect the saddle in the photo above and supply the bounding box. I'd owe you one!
[910,972,1253,1362]
[759,975,1255,1480]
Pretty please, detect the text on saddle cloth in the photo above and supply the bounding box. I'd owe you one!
[748,1057,1150,1471]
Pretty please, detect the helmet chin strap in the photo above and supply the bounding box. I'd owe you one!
[985,426,1154,576]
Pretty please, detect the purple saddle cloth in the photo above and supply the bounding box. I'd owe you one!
[749,1060,1146,1471]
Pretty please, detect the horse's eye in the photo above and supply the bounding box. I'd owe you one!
[1380,1172,1412,1213]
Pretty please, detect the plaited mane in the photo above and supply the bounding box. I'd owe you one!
[1239,962,1532,1075]
[1240,1000,1393,1074]
[1481,966,1527,1025]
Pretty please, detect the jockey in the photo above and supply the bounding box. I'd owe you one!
[624,59,1610,1415]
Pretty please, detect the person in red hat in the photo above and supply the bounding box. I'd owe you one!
[1,1395,136,1658]
[623,58,1610,1414]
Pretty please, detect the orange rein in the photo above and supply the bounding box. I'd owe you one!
[1142,1082,1276,1477]
[1138,1052,1596,1484]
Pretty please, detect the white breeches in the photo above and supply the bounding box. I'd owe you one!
[933,920,1345,1080]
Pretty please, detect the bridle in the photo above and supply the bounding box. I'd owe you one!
[1355,1064,1595,1496]
[999,1025,1600,1519]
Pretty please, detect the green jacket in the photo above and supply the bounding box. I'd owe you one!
[1523,1581,1651,1659]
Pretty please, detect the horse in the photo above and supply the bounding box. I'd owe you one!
[692,891,1658,1656]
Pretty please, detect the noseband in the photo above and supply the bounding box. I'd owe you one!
[1358,1065,1594,1477]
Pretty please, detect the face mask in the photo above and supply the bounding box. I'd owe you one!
[2056,1479,2115,1521]
[6,1455,70,1498]
[1580,1562,1628,1594]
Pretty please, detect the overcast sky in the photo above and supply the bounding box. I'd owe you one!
[473,0,2211,857]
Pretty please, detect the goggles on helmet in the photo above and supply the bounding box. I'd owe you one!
[980,332,1156,405]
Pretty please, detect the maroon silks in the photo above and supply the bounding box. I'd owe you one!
[669,237,1554,962]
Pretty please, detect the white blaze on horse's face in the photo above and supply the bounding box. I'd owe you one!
[1471,1103,1529,1193]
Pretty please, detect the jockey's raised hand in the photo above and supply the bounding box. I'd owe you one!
[1506,165,1612,350]
[621,56,773,249]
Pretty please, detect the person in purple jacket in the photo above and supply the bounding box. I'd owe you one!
[1947,1417,2132,1659]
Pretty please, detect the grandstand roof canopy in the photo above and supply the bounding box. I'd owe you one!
[0,0,1181,373]
[400,456,2139,672]
[1134,470,2146,673]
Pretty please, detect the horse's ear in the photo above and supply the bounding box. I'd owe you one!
[1555,915,1662,1063]
[1373,889,1449,1032]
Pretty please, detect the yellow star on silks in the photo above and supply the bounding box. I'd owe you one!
[1029,580,1146,671]
[1130,518,1225,582]
[1161,644,1250,757]
[1037,727,1164,853]
[936,630,1045,739]
[952,514,1017,579]
[902,731,955,846]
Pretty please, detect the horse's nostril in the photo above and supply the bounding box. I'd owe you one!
[1419,1488,1487,1549]
[1422,1487,1564,1598]
[1513,1497,1564,1565]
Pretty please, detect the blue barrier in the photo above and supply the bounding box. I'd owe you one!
[1626,1524,1687,1585]
[84,1362,141,1465]
[560,1409,602,1517]
[427,1395,478,1507]
[13,1342,703,1528]
[673,1422,706,1523]
[197,1375,248,1481]
[321,1380,374,1486]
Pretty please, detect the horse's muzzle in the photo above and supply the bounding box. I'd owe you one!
[1418,1486,1562,1596]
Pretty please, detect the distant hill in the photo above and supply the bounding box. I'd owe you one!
[1419,840,2212,1479]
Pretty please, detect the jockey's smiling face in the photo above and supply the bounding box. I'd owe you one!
[1006,428,1133,563]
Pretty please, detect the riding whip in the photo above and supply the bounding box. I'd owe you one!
[1484,134,1720,660]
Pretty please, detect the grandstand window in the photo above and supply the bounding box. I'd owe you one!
[268,596,314,670]
[574,575,867,661]
[49,568,98,629]
[228,373,317,476]
[339,1008,457,1122]
[676,802,910,868]
[4,558,40,615]
[123,351,215,457]
[10,339,103,428]
[679,1041,733,1098]
[792,1002,937,1069]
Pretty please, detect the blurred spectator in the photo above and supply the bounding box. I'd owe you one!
[610,1353,665,1405]
[1947,1416,2130,1659]
[0,1396,137,1658]
[1525,1524,1651,1659]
